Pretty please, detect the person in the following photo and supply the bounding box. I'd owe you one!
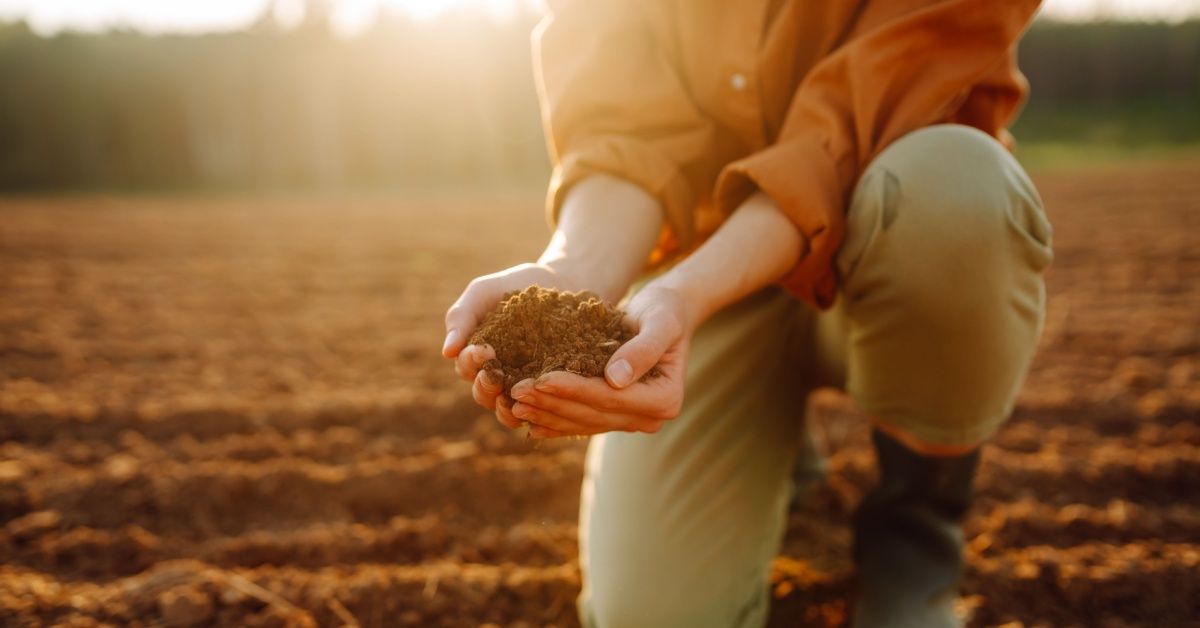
[442,1,1051,626]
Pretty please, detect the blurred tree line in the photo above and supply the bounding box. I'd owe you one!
[0,9,1196,191]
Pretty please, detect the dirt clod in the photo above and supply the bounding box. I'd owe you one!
[158,585,215,626]
[470,286,643,395]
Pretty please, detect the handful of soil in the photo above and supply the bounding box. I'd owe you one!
[470,285,640,395]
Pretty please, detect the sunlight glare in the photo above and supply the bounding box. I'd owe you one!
[0,0,1194,36]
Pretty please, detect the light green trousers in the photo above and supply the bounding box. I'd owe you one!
[578,125,1052,627]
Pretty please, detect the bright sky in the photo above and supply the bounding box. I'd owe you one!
[0,0,1196,37]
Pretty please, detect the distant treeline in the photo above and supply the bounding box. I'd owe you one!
[0,14,1196,191]
[1020,20,1199,103]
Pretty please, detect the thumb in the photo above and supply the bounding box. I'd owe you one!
[442,304,477,358]
[444,283,495,357]
[605,313,676,389]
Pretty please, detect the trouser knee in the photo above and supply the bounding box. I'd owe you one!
[837,124,1052,445]
[841,124,1051,313]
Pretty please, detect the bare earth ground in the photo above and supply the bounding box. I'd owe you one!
[1,163,1197,627]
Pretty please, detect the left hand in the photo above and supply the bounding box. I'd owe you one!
[501,283,694,439]
[441,261,590,431]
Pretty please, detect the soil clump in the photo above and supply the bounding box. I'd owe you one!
[470,286,639,395]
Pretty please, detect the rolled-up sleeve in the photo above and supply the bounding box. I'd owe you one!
[533,0,717,246]
[714,0,1040,308]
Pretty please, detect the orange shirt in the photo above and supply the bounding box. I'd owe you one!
[533,0,1041,308]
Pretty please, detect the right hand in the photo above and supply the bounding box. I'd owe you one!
[442,262,582,430]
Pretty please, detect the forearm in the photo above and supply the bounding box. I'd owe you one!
[654,192,804,330]
[538,174,663,302]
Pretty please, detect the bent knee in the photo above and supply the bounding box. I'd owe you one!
[840,124,1052,307]
[873,124,1047,254]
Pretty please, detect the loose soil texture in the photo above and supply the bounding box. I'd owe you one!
[1,161,1198,626]
[470,286,635,395]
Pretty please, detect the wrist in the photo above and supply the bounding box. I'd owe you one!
[645,193,803,331]
[538,255,628,303]
[645,268,710,335]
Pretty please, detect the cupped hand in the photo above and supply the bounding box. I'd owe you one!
[506,283,694,439]
[443,262,582,429]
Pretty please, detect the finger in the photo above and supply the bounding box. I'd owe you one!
[443,303,478,358]
[455,344,495,381]
[512,399,655,435]
[494,395,522,430]
[471,369,503,410]
[510,381,604,428]
[443,279,504,357]
[606,313,679,388]
[528,424,572,440]
[510,401,585,433]
[533,370,682,419]
[462,344,496,380]
[442,326,466,358]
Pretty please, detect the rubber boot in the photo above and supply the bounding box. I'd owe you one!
[789,425,828,510]
[851,429,981,628]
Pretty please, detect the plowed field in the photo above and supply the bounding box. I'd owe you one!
[2,162,1198,626]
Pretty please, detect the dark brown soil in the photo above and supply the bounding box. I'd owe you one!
[470,286,636,395]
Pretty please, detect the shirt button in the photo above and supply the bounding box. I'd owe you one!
[730,72,748,92]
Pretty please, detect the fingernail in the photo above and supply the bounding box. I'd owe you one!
[511,383,532,401]
[479,371,500,392]
[442,329,460,355]
[606,359,633,388]
[512,403,530,419]
[533,378,556,394]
